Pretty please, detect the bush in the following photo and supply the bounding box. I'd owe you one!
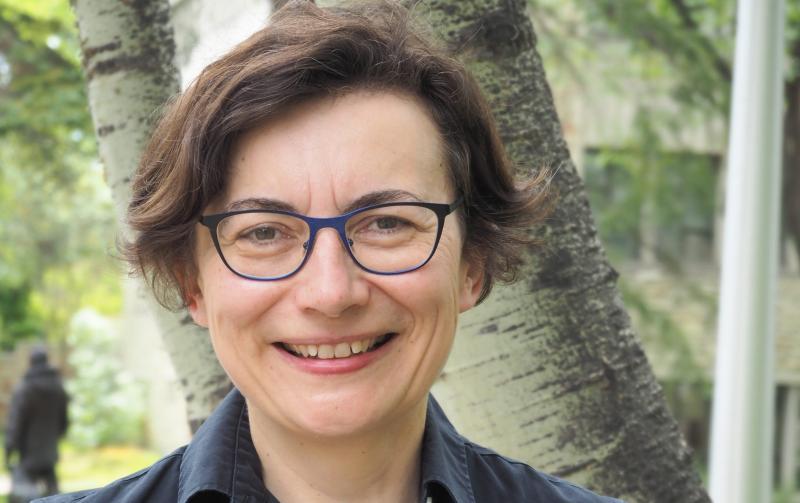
[65,309,146,448]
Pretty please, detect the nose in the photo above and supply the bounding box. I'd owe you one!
[293,228,369,317]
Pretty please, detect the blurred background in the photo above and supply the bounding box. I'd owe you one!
[0,0,797,501]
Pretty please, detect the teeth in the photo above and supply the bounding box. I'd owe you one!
[334,342,351,358]
[317,344,335,359]
[282,333,394,359]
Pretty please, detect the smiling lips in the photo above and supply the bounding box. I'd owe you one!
[280,333,395,359]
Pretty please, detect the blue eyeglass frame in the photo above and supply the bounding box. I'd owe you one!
[198,198,463,281]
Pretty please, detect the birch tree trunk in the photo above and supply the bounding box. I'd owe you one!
[411,1,710,501]
[72,0,230,432]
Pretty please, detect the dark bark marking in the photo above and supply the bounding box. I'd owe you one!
[78,0,179,97]
[518,322,548,336]
[97,124,116,137]
[552,459,598,478]
[87,54,167,80]
[517,431,556,448]
[501,365,546,386]
[450,4,535,60]
[478,323,498,334]
[534,246,574,288]
[518,410,557,429]
[82,40,122,60]
[463,356,500,369]
[502,322,525,333]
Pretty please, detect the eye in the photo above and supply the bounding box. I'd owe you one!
[251,226,278,241]
[238,224,291,246]
[374,217,402,230]
[361,215,414,234]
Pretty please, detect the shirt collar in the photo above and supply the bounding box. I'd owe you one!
[420,396,475,503]
[176,389,474,503]
[178,389,270,503]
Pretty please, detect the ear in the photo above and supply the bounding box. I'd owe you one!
[458,257,485,313]
[182,276,209,328]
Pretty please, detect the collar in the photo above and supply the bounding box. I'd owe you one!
[420,396,475,503]
[178,389,270,503]
[176,389,474,503]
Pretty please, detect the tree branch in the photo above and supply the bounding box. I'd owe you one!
[668,0,731,81]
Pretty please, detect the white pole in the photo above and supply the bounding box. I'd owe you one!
[709,1,785,502]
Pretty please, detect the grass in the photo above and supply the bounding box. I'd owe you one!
[0,463,7,503]
[0,442,160,500]
[56,443,160,493]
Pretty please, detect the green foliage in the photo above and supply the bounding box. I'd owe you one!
[0,0,87,136]
[56,442,160,493]
[584,131,719,268]
[790,2,800,80]
[618,278,713,384]
[0,0,121,350]
[582,0,735,112]
[0,281,43,350]
[65,309,146,448]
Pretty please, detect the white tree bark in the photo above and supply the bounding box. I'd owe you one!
[72,0,230,432]
[406,1,709,501]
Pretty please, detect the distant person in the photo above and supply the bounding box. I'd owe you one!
[4,347,69,502]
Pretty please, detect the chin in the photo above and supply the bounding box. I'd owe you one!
[288,397,391,439]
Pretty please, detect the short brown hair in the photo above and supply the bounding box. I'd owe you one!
[125,0,550,309]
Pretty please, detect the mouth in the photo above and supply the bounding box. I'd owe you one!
[277,333,397,360]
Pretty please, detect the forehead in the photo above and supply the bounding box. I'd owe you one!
[218,90,453,213]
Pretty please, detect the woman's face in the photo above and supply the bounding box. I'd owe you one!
[187,90,483,438]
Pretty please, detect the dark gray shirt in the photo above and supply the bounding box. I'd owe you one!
[35,389,621,503]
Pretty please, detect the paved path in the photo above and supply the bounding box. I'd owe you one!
[0,472,10,496]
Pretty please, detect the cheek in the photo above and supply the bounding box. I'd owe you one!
[200,264,284,340]
[390,236,464,330]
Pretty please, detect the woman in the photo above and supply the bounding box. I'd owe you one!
[40,1,621,502]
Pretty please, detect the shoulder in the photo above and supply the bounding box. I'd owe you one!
[464,442,623,503]
[33,448,185,503]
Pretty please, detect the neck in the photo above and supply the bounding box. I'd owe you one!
[248,399,427,503]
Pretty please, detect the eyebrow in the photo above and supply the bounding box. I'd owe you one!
[342,190,423,213]
[225,190,424,215]
[226,198,296,212]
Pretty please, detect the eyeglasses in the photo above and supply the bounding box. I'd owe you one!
[199,199,462,280]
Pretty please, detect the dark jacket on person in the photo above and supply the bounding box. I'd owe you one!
[5,355,69,471]
[35,388,621,503]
